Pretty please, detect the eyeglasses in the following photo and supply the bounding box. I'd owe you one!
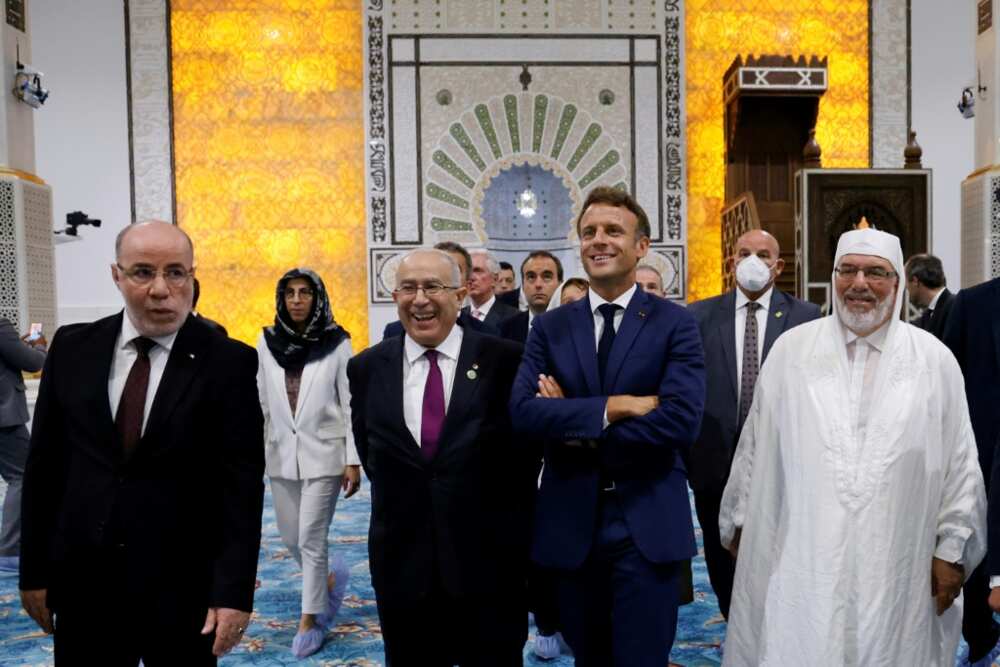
[284,287,314,299]
[117,264,194,287]
[834,265,897,282]
[393,283,461,297]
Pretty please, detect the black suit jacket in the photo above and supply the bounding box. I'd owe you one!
[499,310,529,344]
[917,288,954,340]
[20,313,265,621]
[463,300,519,332]
[382,310,498,340]
[347,330,530,603]
[942,279,1000,573]
[686,289,821,492]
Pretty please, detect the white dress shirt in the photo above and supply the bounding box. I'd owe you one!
[469,294,497,321]
[588,284,637,428]
[402,324,464,447]
[927,288,944,312]
[843,320,889,447]
[108,314,178,435]
[735,287,773,403]
[588,284,636,347]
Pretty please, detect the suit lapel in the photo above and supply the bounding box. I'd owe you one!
[992,283,1000,370]
[569,299,601,396]
[762,290,790,361]
[377,337,423,461]
[717,291,738,397]
[604,289,650,393]
[89,313,124,460]
[140,316,207,449]
[436,332,484,458]
[293,357,320,424]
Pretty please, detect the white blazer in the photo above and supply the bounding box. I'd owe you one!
[257,334,360,480]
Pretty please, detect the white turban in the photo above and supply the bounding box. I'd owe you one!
[831,228,906,334]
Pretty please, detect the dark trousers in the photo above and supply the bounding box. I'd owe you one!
[51,546,217,666]
[557,493,680,667]
[0,424,28,556]
[963,558,1000,662]
[528,563,561,636]
[693,485,735,620]
[377,578,525,667]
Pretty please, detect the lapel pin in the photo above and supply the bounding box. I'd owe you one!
[638,310,647,319]
[466,369,478,380]
[774,311,783,319]
[189,353,196,359]
[472,363,479,369]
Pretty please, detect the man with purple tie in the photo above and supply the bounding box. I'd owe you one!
[347,249,530,666]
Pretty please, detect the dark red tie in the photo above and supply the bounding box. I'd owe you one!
[116,337,155,459]
[420,350,445,461]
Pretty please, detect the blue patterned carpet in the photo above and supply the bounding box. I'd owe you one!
[0,478,726,666]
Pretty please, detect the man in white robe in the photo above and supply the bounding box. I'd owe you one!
[719,228,987,666]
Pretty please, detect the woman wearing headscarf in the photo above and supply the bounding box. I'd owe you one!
[257,268,361,658]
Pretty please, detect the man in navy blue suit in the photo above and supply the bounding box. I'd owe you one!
[510,186,706,666]
[686,229,820,620]
[943,276,1000,667]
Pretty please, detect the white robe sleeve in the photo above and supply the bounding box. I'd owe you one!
[933,352,987,572]
[719,374,767,550]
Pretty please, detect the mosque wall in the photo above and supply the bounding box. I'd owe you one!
[21,1,974,337]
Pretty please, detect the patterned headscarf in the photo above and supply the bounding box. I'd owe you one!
[263,268,349,369]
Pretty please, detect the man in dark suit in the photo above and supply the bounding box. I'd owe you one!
[20,221,265,665]
[348,248,530,666]
[499,250,563,344]
[191,277,228,336]
[383,241,501,338]
[944,277,1000,667]
[686,229,820,620]
[0,317,46,572]
[464,250,519,330]
[510,187,706,666]
[905,253,953,339]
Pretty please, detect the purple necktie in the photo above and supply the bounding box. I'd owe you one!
[420,349,445,460]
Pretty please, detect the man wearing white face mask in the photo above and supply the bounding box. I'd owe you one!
[686,229,820,620]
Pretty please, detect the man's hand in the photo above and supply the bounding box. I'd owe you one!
[536,374,565,399]
[342,465,361,498]
[989,588,1000,613]
[727,528,742,559]
[20,589,53,634]
[606,395,659,423]
[20,333,47,351]
[930,557,964,616]
[202,607,251,657]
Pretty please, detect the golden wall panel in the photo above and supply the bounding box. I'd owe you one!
[171,0,367,348]
[685,0,869,301]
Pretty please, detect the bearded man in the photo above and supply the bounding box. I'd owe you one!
[719,228,987,665]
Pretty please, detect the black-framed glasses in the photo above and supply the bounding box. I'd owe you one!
[393,283,461,297]
[117,263,194,287]
[834,265,897,282]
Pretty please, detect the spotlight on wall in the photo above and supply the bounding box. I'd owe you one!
[958,87,976,119]
[55,211,101,237]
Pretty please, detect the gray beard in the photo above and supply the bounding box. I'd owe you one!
[838,292,894,335]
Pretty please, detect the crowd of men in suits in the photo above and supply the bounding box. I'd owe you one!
[4,187,1000,665]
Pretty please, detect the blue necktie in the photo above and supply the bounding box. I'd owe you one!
[597,303,621,389]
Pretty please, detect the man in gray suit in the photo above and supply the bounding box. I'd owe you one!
[686,229,820,619]
[0,317,46,571]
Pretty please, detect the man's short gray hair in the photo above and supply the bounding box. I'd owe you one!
[636,263,663,282]
[396,248,462,286]
[470,249,501,275]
